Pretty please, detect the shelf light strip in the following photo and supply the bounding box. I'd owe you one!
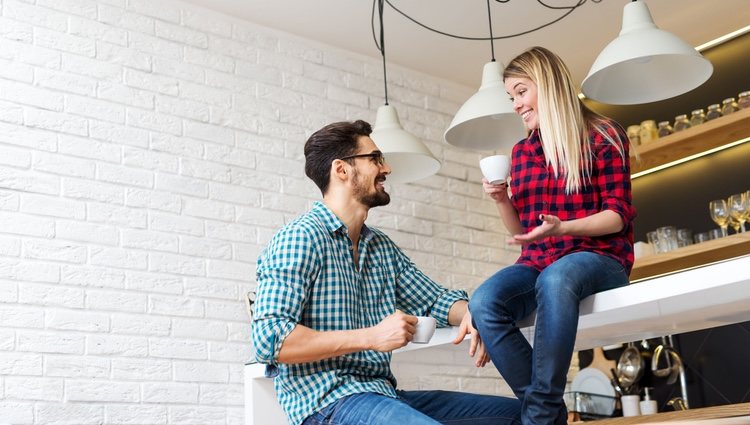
[631,136,750,179]
[695,24,750,52]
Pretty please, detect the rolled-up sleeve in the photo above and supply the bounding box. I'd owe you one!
[596,127,636,227]
[393,248,468,328]
[252,227,319,365]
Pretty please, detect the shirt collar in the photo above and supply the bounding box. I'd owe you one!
[311,201,374,241]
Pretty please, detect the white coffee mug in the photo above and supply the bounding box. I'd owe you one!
[479,155,511,184]
[621,395,641,417]
[412,316,437,344]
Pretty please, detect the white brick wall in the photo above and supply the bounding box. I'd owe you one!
[0,0,538,423]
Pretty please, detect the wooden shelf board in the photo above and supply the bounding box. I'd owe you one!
[631,107,750,174]
[573,402,750,424]
[630,232,750,281]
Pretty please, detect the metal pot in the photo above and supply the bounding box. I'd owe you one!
[616,342,644,389]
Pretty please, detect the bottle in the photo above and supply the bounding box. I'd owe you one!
[705,104,722,121]
[721,97,738,115]
[689,109,705,127]
[673,114,691,132]
[627,124,641,146]
[738,91,750,109]
[657,121,673,138]
[640,388,658,415]
[639,120,657,144]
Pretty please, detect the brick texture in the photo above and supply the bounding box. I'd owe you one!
[0,0,540,423]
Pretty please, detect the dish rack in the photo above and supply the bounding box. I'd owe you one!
[564,391,617,420]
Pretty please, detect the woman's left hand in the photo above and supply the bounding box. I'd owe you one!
[509,213,563,245]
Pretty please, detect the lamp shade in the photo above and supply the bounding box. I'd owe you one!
[582,1,713,105]
[370,104,441,184]
[444,61,526,152]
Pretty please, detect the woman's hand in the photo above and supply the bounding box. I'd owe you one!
[482,178,510,203]
[509,213,563,245]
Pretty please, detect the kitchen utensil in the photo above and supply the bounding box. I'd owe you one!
[617,342,644,389]
[589,346,617,378]
[652,342,681,384]
[571,368,616,416]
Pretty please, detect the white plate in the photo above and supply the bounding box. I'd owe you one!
[570,367,616,416]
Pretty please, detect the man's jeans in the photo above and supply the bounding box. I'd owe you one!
[302,390,521,425]
[469,252,629,425]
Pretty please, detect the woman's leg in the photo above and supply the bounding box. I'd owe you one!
[468,265,540,402]
[526,252,630,425]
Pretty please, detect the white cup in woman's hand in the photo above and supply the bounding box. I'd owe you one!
[480,155,511,184]
[412,316,437,344]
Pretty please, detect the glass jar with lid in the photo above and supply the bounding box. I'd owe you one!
[721,97,738,115]
[626,124,641,146]
[673,114,691,132]
[639,120,657,144]
[657,121,673,138]
[705,104,722,121]
[738,91,750,109]
[689,109,705,127]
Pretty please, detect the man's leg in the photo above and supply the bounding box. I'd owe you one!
[303,392,441,425]
[398,390,521,425]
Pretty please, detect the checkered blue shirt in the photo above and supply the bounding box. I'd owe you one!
[252,202,468,425]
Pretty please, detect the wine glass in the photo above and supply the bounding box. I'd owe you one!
[709,199,730,237]
[727,216,741,234]
[727,193,748,233]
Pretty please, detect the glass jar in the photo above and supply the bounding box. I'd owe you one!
[626,124,641,146]
[721,97,738,115]
[705,104,722,121]
[738,91,750,109]
[673,114,691,132]
[657,121,673,138]
[639,120,657,144]
[689,109,705,127]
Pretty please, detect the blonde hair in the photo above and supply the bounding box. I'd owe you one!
[503,46,626,193]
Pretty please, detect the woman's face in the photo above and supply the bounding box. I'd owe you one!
[505,77,539,130]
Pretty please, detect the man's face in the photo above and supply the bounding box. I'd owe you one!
[348,136,391,208]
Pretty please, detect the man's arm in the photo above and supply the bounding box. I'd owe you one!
[447,299,468,326]
[277,311,418,364]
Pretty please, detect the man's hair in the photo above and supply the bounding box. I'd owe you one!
[304,120,372,195]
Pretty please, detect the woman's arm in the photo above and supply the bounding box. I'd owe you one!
[483,179,524,235]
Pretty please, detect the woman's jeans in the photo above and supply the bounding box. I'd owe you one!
[302,390,521,425]
[469,252,630,425]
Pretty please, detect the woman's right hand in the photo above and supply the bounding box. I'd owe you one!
[482,178,510,203]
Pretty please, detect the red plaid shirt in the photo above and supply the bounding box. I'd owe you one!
[510,122,635,274]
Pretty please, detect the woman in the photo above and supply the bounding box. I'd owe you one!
[469,47,635,425]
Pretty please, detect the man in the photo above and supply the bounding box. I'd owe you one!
[252,120,521,425]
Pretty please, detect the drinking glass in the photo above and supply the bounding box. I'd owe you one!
[709,199,730,237]
[656,226,678,252]
[728,216,741,234]
[728,193,747,232]
[677,228,692,247]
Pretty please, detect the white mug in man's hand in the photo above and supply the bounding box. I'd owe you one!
[412,316,437,344]
[479,155,511,184]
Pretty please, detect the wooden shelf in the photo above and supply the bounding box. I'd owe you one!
[573,402,750,424]
[630,232,750,281]
[631,106,750,175]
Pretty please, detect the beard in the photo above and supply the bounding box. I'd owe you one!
[352,169,390,208]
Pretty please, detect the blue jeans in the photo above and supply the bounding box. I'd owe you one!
[302,390,521,425]
[469,252,629,425]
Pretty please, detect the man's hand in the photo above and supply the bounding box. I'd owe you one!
[367,310,417,352]
[453,310,490,367]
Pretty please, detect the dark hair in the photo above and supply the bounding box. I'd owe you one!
[304,120,372,195]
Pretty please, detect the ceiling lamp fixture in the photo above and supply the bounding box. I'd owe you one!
[582,0,713,105]
[369,0,440,184]
[443,0,525,152]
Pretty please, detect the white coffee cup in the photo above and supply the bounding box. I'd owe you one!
[412,316,437,344]
[479,155,511,184]
[621,395,641,417]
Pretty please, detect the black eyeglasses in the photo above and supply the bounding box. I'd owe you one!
[339,152,386,167]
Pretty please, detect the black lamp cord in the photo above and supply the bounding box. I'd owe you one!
[486,0,495,62]
[377,0,389,105]
[372,0,602,47]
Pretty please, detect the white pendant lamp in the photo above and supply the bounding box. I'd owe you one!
[370,0,440,183]
[371,105,440,184]
[582,0,713,105]
[444,61,526,151]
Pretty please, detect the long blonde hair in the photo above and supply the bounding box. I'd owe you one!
[503,46,626,193]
